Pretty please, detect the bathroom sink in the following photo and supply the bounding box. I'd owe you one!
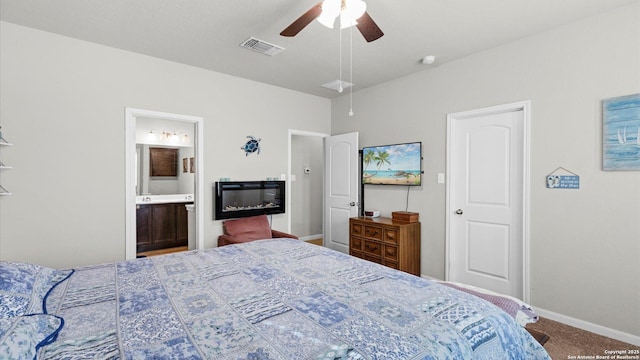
[135,194,194,204]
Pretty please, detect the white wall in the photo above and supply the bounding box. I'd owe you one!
[332,3,640,339]
[291,135,323,238]
[0,21,330,268]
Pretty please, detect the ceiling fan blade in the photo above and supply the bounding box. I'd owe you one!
[356,11,384,42]
[280,2,323,37]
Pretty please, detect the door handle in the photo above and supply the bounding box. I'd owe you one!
[455,209,463,215]
[349,202,358,207]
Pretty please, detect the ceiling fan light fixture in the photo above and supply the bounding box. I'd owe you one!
[318,0,341,28]
[281,0,382,42]
[317,13,336,28]
[343,0,366,24]
[318,0,366,30]
[339,12,358,29]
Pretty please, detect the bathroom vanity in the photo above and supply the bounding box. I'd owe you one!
[136,194,193,253]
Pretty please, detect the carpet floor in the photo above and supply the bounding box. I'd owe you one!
[526,317,640,359]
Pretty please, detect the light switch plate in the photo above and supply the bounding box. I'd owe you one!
[437,173,445,184]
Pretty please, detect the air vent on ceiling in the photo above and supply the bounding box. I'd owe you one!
[240,37,284,56]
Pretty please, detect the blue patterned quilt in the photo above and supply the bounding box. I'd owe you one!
[40,238,550,359]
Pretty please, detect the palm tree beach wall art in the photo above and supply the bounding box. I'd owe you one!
[603,93,640,171]
[362,142,422,185]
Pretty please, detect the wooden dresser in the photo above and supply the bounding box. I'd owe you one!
[349,216,421,276]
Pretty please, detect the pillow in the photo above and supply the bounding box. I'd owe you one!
[0,314,64,359]
[223,215,273,241]
[0,262,74,318]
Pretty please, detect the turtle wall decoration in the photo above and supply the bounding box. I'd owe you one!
[241,135,261,156]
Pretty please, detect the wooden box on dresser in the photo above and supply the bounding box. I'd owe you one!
[349,216,421,276]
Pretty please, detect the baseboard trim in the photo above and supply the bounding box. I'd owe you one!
[420,274,440,281]
[534,308,640,346]
[300,234,323,242]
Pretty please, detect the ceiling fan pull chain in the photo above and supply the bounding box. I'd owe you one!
[338,24,343,93]
[349,23,354,117]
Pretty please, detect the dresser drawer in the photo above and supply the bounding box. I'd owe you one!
[363,240,382,256]
[350,237,363,251]
[363,225,383,241]
[384,245,398,261]
[384,228,399,244]
[364,254,382,264]
[384,260,399,270]
[351,222,363,237]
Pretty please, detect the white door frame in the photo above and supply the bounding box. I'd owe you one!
[287,129,330,234]
[445,100,531,301]
[125,108,205,260]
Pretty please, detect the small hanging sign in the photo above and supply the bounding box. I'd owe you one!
[546,167,580,189]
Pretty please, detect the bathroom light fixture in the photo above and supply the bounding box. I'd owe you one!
[147,128,189,144]
[161,130,178,141]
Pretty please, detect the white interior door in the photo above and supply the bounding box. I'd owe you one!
[446,102,529,299]
[324,132,359,253]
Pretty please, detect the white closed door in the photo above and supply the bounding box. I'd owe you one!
[447,102,529,299]
[324,132,359,253]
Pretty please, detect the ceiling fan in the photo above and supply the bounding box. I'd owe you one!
[280,0,384,42]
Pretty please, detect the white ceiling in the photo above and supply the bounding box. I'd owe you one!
[1,0,637,98]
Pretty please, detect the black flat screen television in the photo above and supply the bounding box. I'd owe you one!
[362,142,422,186]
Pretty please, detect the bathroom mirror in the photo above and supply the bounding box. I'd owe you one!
[135,117,195,196]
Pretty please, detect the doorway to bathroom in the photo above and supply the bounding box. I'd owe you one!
[125,108,204,260]
[289,131,325,243]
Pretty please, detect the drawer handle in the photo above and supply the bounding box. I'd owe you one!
[367,230,379,236]
[365,244,379,251]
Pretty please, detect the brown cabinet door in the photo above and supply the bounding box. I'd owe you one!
[136,205,152,249]
[150,203,177,247]
[175,203,189,244]
[137,202,191,253]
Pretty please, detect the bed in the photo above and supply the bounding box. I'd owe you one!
[1,238,550,359]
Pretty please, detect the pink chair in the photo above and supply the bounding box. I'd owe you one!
[218,215,298,246]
